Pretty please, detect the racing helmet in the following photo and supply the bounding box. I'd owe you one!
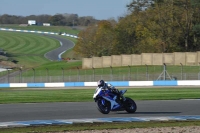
[97,80,105,88]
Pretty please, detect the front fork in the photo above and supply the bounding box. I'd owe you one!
[100,98,106,106]
[94,98,107,106]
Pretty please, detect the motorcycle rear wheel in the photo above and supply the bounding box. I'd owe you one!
[124,97,137,113]
[96,99,111,114]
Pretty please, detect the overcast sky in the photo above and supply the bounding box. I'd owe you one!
[0,0,132,20]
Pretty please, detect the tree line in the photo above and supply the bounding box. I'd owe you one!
[74,0,200,58]
[0,13,98,26]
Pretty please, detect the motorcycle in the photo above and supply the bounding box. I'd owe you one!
[93,87,137,114]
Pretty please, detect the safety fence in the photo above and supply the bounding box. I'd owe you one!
[0,65,200,83]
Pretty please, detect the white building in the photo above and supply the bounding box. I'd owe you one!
[28,20,36,25]
[43,23,51,26]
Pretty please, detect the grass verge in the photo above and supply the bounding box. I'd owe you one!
[0,121,200,133]
[0,31,60,68]
[0,87,200,104]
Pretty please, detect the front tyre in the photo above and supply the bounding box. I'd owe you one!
[96,99,111,114]
[124,97,137,113]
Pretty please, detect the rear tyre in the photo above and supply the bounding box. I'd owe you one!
[96,99,111,114]
[124,97,137,113]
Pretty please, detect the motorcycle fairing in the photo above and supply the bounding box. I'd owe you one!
[102,96,120,110]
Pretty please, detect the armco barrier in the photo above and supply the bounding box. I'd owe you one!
[0,80,200,88]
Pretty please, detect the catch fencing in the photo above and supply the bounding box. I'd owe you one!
[0,64,200,83]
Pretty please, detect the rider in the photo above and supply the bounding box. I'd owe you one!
[97,80,126,101]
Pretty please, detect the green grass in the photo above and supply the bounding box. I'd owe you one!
[0,31,61,68]
[0,120,200,133]
[9,61,82,82]
[0,24,81,64]
[0,32,59,54]
[33,60,82,70]
[14,62,199,75]
[0,88,199,104]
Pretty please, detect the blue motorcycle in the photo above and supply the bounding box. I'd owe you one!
[93,87,137,114]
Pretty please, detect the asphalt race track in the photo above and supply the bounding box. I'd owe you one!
[43,34,75,61]
[0,100,200,123]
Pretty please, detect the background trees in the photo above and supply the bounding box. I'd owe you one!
[74,20,115,57]
[75,0,200,57]
[0,13,98,26]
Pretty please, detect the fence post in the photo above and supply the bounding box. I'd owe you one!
[92,67,95,81]
[199,72,200,80]
[199,63,200,80]
[128,65,131,80]
[61,67,64,82]
[69,69,71,82]
[46,68,49,82]
[32,68,35,83]
[145,64,148,81]
[101,68,104,80]
[7,68,9,83]
[84,69,86,82]
[199,63,200,72]
[77,67,80,81]
[180,63,183,80]
[19,68,22,83]
[137,67,139,81]
[163,63,166,80]
[110,66,113,81]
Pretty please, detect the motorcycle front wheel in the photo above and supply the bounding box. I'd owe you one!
[96,99,111,114]
[124,97,137,113]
